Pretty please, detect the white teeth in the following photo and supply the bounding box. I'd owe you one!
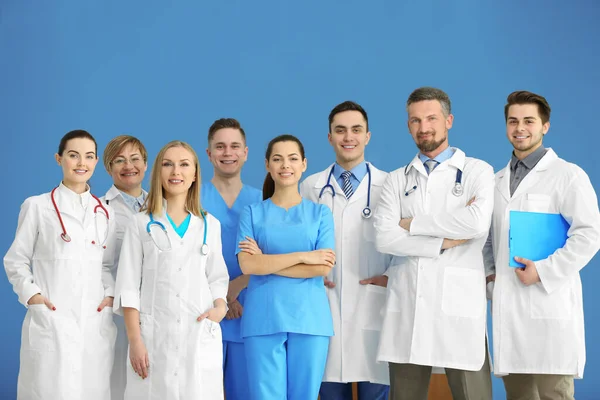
[221,160,235,164]
[169,179,183,183]
[74,169,86,173]
[122,173,137,176]
[280,173,292,177]
[342,145,356,149]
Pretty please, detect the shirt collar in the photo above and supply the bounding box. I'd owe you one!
[418,146,455,165]
[510,145,547,171]
[333,161,367,181]
[119,189,147,211]
[57,181,91,207]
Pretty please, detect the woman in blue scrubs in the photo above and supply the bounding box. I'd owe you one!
[236,134,336,400]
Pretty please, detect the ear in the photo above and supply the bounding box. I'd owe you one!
[302,157,307,173]
[264,158,269,171]
[328,132,333,146]
[55,153,61,166]
[365,131,372,146]
[542,121,550,135]
[445,113,454,130]
[242,146,249,162]
[205,148,211,158]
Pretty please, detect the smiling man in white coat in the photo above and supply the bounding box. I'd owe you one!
[374,87,494,400]
[484,90,600,400]
[300,101,392,400]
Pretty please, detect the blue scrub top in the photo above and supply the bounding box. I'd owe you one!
[201,182,262,342]
[236,198,335,338]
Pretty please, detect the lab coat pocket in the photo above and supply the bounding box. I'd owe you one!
[203,318,222,341]
[359,285,387,331]
[27,305,56,351]
[523,193,552,213]
[441,267,485,318]
[529,284,573,320]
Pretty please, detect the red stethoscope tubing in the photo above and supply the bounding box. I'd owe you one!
[50,187,110,245]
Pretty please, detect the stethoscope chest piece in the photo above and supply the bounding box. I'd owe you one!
[362,207,372,219]
[201,243,209,256]
[61,233,71,243]
[452,182,464,197]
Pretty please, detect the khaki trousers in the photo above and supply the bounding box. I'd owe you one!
[503,374,574,400]
[388,351,492,400]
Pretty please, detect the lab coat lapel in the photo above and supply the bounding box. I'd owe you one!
[510,148,558,200]
[496,161,512,203]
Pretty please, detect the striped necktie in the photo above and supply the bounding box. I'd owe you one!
[424,159,439,175]
[341,170,354,199]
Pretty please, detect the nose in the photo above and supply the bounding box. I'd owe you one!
[223,146,232,156]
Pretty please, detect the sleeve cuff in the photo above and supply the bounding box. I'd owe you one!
[114,290,140,315]
[104,287,115,298]
[20,283,42,308]
[409,215,433,236]
[535,260,557,294]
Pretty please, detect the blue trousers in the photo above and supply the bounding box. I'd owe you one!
[223,340,249,400]
[244,333,330,400]
[320,381,390,400]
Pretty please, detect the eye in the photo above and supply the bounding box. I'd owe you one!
[162,162,173,167]
[86,155,95,160]
[216,145,223,149]
[232,144,240,149]
[181,162,190,167]
[131,157,142,163]
[113,159,124,165]
[69,154,78,158]
[291,157,299,161]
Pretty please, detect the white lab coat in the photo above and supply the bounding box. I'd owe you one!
[483,148,600,378]
[114,206,229,400]
[3,183,118,400]
[300,163,393,385]
[374,149,494,371]
[100,185,148,400]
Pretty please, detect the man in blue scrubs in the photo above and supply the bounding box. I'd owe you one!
[200,118,262,400]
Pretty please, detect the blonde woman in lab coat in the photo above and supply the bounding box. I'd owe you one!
[4,129,117,400]
[114,140,229,400]
[100,135,149,400]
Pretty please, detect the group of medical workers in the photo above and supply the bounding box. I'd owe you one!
[3,87,600,400]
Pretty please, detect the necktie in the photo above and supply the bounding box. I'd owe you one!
[341,170,354,199]
[424,159,439,175]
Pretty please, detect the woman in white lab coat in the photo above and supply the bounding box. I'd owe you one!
[3,129,118,400]
[100,135,149,400]
[114,140,229,400]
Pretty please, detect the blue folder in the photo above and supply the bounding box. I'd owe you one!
[509,211,570,268]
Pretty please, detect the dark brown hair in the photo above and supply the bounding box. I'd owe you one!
[328,101,369,132]
[263,134,306,200]
[58,130,97,156]
[208,118,246,145]
[504,91,551,124]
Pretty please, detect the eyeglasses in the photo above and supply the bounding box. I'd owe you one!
[112,157,145,167]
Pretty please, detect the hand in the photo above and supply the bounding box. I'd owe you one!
[197,305,227,324]
[359,275,389,288]
[27,294,56,310]
[225,300,243,320]
[514,257,541,286]
[301,249,336,267]
[399,217,413,231]
[323,278,336,288]
[129,338,149,379]
[441,238,468,249]
[97,296,114,312]
[466,196,476,206]
[486,274,496,284]
[238,237,263,255]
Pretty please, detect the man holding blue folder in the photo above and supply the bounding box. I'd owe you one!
[484,91,600,399]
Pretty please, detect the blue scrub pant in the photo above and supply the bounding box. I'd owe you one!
[320,381,390,400]
[244,333,330,400]
[223,340,249,400]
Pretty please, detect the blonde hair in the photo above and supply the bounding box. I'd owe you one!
[144,141,203,217]
[103,135,148,173]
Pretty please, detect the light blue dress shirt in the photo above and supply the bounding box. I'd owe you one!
[418,146,456,173]
[332,161,368,193]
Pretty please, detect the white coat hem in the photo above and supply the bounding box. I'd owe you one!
[322,376,390,385]
[377,355,484,372]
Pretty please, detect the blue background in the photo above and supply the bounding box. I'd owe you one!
[1,1,598,398]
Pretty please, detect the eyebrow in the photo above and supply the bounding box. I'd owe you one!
[508,116,537,120]
[162,158,192,162]
[116,153,141,157]
[67,150,96,155]
[214,141,243,146]
[334,124,364,129]
[272,153,299,157]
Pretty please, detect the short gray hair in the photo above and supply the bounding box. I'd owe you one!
[406,87,452,117]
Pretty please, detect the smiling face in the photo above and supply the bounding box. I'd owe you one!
[55,138,98,188]
[160,146,197,199]
[206,127,248,178]
[407,100,453,157]
[328,110,371,169]
[506,103,549,159]
[265,141,307,189]
[109,143,147,193]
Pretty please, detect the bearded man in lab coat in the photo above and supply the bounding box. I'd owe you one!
[484,90,600,400]
[300,101,392,400]
[374,87,493,400]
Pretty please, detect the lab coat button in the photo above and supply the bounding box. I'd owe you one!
[177,319,181,323]
[174,372,178,376]
[176,293,180,298]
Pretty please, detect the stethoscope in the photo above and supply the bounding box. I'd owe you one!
[403,164,464,197]
[318,163,373,219]
[51,187,110,248]
[146,211,209,255]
